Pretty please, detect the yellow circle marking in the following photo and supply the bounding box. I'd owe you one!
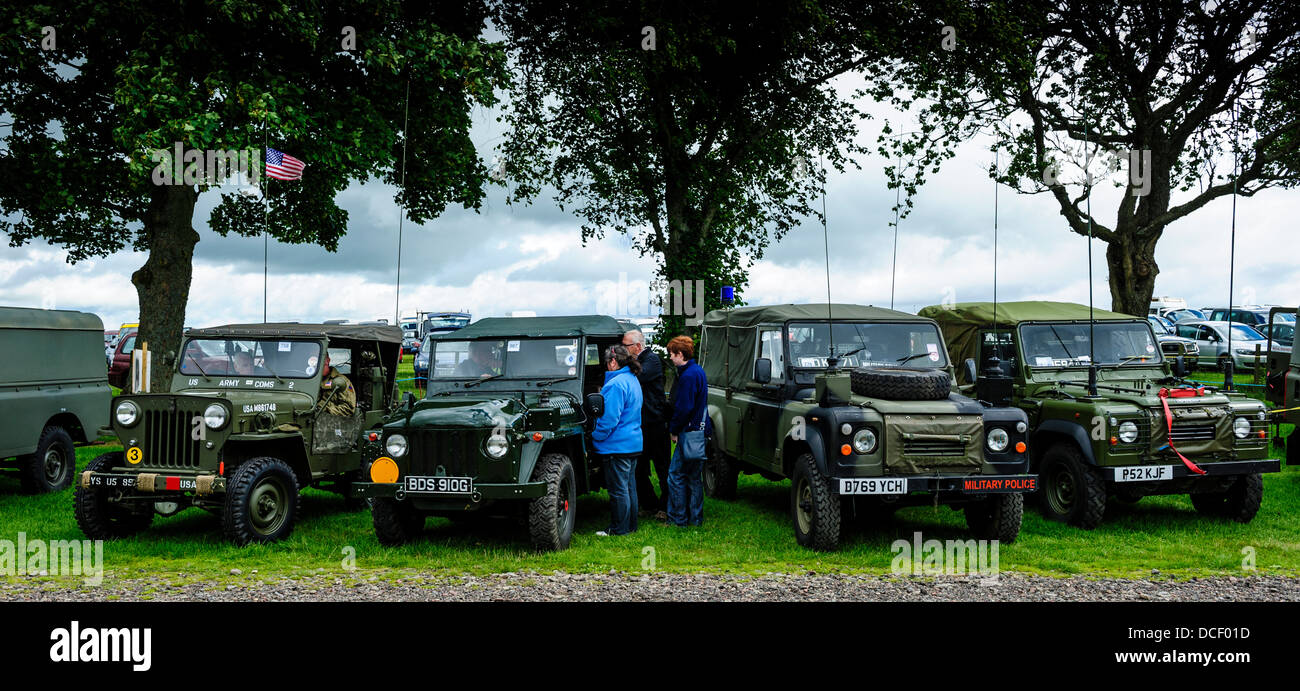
[126,447,143,465]
[370,456,399,484]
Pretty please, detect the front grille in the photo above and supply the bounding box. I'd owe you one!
[409,430,481,477]
[142,408,204,469]
[1169,423,1216,442]
[902,439,966,457]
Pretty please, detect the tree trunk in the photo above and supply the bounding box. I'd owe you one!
[1105,229,1162,317]
[131,184,200,393]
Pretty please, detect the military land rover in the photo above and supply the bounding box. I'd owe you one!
[354,315,626,551]
[699,304,1036,551]
[74,322,402,544]
[1,307,112,493]
[1263,305,1300,465]
[922,302,1281,528]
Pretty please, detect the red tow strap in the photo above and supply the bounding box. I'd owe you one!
[1157,388,1207,475]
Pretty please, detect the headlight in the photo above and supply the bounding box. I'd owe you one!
[1233,417,1252,439]
[203,403,228,430]
[1118,421,1139,443]
[986,427,1009,452]
[1234,348,1255,356]
[486,433,510,458]
[386,434,408,457]
[851,428,877,454]
[115,400,139,426]
[1016,421,1027,433]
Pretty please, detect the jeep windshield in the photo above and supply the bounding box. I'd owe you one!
[787,321,948,369]
[430,338,582,380]
[178,338,322,378]
[1019,322,1162,368]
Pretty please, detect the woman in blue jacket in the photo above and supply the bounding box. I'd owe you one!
[591,344,644,536]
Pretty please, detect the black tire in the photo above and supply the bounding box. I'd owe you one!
[1190,473,1264,523]
[964,493,1024,543]
[222,457,299,545]
[702,445,738,500]
[791,453,841,550]
[1038,444,1107,529]
[20,425,76,493]
[1288,429,1300,466]
[73,452,153,539]
[372,497,425,545]
[528,453,577,551]
[850,367,951,400]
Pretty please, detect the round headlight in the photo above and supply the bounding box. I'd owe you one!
[486,433,510,458]
[1233,417,1252,439]
[115,400,139,426]
[386,434,408,457]
[851,428,877,454]
[1016,421,1028,433]
[987,427,1010,452]
[1118,421,1139,443]
[203,403,228,430]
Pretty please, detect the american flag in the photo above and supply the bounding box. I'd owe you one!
[265,148,306,181]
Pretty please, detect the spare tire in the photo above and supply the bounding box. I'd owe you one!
[850,367,951,400]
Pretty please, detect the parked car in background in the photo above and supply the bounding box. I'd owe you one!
[1147,315,1201,368]
[1206,307,1295,329]
[1175,320,1271,371]
[401,331,420,354]
[1262,322,1295,348]
[107,328,138,389]
[1162,308,1205,323]
[413,334,433,385]
[1149,296,1187,315]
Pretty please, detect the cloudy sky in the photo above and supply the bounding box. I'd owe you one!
[3,70,1298,333]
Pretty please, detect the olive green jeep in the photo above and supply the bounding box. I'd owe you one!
[353,315,626,551]
[74,322,402,544]
[922,301,1281,528]
[699,304,1036,551]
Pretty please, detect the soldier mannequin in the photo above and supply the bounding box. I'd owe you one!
[319,352,356,417]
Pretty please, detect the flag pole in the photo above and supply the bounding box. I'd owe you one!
[394,77,411,326]
[263,113,269,324]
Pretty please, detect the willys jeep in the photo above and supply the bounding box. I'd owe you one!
[74,322,402,544]
[353,315,626,551]
[699,304,1036,551]
[922,301,1280,528]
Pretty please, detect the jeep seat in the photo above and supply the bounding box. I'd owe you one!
[355,366,384,413]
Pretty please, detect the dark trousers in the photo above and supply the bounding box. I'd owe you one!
[603,454,639,535]
[636,420,671,511]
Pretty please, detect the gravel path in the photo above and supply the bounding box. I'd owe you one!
[3,571,1298,602]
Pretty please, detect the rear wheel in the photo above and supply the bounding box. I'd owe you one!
[1190,474,1263,523]
[372,498,425,545]
[791,453,840,551]
[1038,444,1106,529]
[74,452,154,539]
[702,446,738,499]
[222,457,300,545]
[21,425,75,493]
[964,493,1024,543]
[528,453,577,551]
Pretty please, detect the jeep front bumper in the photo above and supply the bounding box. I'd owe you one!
[79,469,224,495]
[834,473,1038,496]
[353,480,547,501]
[1106,458,1280,483]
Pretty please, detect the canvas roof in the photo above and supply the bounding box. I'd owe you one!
[0,306,104,331]
[187,322,403,343]
[438,315,626,340]
[703,303,925,329]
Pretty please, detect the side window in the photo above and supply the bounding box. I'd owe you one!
[757,328,785,382]
[1199,326,1218,342]
[1175,325,1196,339]
[121,335,136,354]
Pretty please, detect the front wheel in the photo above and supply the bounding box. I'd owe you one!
[222,457,300,545]
[528,453,577,551]
[74,452,154,539]
[1190,473,1263,523]
[372,498,425,545]
[21,425,75,493]
[1038,444,1106,529]
[791,453,840,551]
[964,493,1024,543]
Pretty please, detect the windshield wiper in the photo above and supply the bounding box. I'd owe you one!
[463,373,503,388]
[260,358,285,384]
[186,354,210,380]
[1047,325,1075,359]
[896,352,933,364]
[534,375,578,387]
[1115,354,1159,367]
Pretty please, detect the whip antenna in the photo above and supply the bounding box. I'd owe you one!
[1226,106,1240,391]
[821,154,837,368]
[394,76,411,326]
[1086,118,1098,396]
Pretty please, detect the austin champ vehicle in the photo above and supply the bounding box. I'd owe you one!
[354,315,626,551]
[74,322,402,544]
[1,307,112,493]
[698,304,1035,551]
[922,302,1280,528]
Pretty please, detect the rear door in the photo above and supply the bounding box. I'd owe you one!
[740,325,786,471]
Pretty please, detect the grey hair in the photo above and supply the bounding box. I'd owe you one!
[624,329,645,345]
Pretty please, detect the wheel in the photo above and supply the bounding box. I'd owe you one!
[20,425,76,493]
[73,452,154,539]
[964,493,1024,543]
[849,367,951,400]
[1190,473,1263,523]
[791,453,841,550]
[528,453,577,551]
[1288,429,1300,466]
[1038,444,1106,529]
[222,457,299,545]
[702,446,738,499]
[372,497,425,545]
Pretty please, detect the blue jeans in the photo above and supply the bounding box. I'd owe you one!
[667,442,704,526]
[603,454,638,535]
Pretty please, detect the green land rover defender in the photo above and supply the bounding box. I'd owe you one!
[74,322,402,544]
[699,304,1036,551]
[354,315,626,551]
[922,301,1281,528]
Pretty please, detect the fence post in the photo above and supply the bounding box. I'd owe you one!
[1254,344,1262,387]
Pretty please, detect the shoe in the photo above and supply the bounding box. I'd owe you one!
[595,530,610,537]
[654,510,669,521]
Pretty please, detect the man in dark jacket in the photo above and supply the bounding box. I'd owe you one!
[623,329,670,515]
[665,335,709,527]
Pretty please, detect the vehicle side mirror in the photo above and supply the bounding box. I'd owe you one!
[585,393,605,420]
[963,358,978,385]
[754,357,772,384]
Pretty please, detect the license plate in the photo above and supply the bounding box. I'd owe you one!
[839,478,907,495]
[404,475,473,494]
[1114,465,1174,482]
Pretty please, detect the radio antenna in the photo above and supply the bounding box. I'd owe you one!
[1085,117,1098,396]
[394,76,411,326]
[821,153,837,368]
[1226,105,1240,391]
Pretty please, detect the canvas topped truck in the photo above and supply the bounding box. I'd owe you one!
[1264,305,1300,466]
[922,301,1281,529]
[698,304,1035,551]
[1,307,112,494]
[74,323,403,545]
[353,315,626,551]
